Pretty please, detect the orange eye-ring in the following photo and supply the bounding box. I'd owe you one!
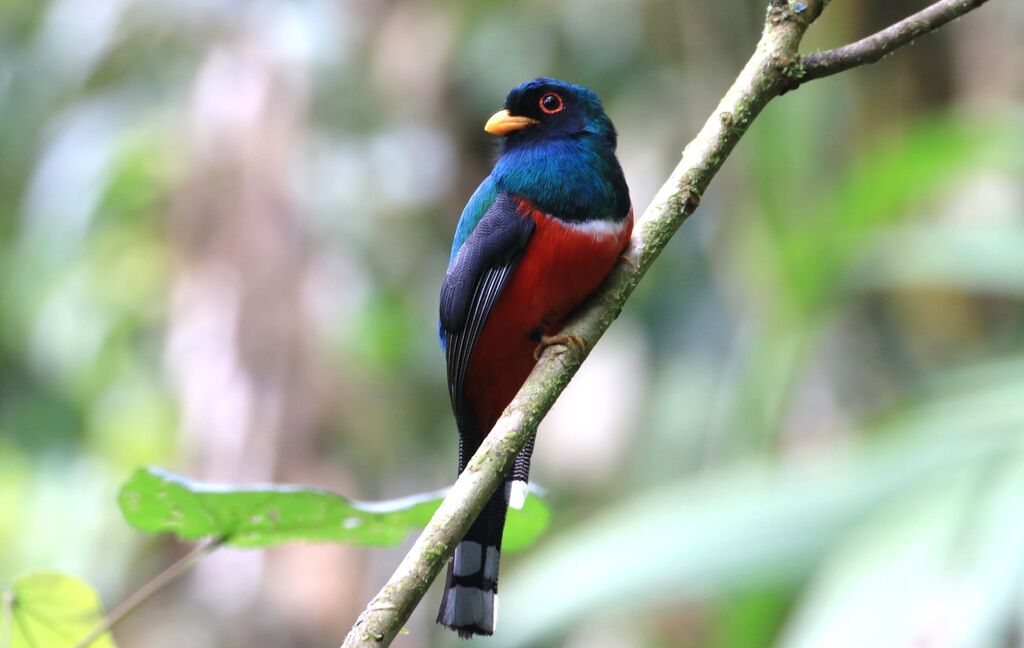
[539,92,564,114]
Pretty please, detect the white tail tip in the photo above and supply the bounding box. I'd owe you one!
[441,586,497,635]
[508,480,528,510]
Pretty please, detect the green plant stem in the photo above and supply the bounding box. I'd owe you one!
[339,1,995,646]
[73,537,226,648]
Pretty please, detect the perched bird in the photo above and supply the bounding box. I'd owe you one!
[437,78,632,637]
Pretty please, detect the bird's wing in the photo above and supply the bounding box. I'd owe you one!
[440,192,535,432]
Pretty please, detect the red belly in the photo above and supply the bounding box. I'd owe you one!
[462,202,632,438]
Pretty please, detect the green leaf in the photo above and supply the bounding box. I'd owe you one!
[117,467,549,552]
[1,573,115,648]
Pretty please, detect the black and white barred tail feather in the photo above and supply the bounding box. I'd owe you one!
[437,481,517,638]
[436,427,534,637]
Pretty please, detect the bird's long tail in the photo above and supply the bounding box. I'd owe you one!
[436,481,512,638]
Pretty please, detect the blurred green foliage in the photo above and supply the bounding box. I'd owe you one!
[495,356,1024,646]
[0,0,1021,647]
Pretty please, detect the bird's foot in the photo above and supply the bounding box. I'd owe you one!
[618,254,637,268]
[533,333,587,360]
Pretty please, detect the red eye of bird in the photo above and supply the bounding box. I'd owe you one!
[539,92,564,114]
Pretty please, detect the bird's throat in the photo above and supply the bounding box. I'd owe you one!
[492,138,629,225]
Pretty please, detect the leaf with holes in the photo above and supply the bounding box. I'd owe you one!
[117,467,549,552]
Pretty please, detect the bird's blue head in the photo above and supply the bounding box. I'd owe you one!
[482,78,629,223]
[485,78,617,152]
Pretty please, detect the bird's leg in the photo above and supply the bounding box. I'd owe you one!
[618,254,636,268]
[533,333,587,360]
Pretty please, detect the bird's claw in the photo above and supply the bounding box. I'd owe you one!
[533,334,587,360]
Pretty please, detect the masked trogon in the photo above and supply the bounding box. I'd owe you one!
[437,78,632,637]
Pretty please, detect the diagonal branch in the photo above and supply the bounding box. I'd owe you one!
[801,0,993,83]
[339,1,993,646]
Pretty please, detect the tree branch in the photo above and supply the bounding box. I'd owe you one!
[340,1,992,646]
[801,0,992,83]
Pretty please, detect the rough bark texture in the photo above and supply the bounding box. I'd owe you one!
[339,1,994,646]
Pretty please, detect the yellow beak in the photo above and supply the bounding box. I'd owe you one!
[484,109,539,136]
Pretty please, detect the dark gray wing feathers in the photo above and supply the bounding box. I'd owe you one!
[440,193,534,434]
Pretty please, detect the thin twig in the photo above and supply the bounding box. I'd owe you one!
[801,0,993,82]
[73,537,226,648]
[339,0,994,646]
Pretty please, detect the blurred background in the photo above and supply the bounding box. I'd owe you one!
[2,0,1023,646]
